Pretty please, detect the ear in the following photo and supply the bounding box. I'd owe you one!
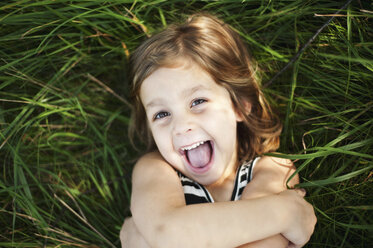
[235,100,251,122]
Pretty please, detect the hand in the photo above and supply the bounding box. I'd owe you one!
[120,217,151,248]
[279,189,317,248]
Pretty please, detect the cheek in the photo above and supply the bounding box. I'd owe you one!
[203,106,238,145]
[151,127,182,168]
[150,126,164,146]
[204,105,238,128]
[151,126,173,153]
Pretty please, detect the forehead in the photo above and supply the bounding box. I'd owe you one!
[139,60,224,106]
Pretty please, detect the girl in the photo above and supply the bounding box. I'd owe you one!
[120,13,316,248]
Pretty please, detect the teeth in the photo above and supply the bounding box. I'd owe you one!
[181,141,205,151]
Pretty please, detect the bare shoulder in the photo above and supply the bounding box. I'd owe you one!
[132,151,182,189]
[241,155,299,199]
[133,151,167,174]
[253,155,299,188]
[131,151,185,215]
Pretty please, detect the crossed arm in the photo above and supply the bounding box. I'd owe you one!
[120,153,315,248]
[236,156,300,248]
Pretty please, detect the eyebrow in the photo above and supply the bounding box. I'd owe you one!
[144,85,210,108]
[184,85,209,97]
[145,98,163,108]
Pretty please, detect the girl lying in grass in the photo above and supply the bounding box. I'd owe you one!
[120,13,316,248]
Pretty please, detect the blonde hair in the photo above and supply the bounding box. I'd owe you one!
[128,13,282,162]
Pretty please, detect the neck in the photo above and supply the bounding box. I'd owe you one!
[205,159,238,202]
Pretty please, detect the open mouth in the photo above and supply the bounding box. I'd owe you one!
[180,140,214,174]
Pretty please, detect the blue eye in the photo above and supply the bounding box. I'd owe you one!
[191,99,206,107]
[154,111,170,120]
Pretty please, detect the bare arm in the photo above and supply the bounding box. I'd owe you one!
[120,217,151,248]
[236,156,301,248]
[130,152,315,248]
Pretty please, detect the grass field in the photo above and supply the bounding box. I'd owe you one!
[0,0,372,247]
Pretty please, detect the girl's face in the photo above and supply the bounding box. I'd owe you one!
[140,60,242,186]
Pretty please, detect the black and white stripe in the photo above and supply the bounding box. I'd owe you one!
[177,157,260,205]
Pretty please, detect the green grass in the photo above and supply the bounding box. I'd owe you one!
[0,0,372,247]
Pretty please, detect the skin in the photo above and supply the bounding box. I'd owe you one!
[236,156,299,248]
[120,153,310,247]
[120,60,316,247]
[120,155,304,248]
[140,61,241,187]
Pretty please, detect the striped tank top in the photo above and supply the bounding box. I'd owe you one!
[177,157,260,205]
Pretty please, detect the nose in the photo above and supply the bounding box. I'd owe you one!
[172,113,193,136]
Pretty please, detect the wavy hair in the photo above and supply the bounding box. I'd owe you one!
[128,13,282,162]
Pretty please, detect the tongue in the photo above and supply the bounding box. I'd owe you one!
[187,142,211,168]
